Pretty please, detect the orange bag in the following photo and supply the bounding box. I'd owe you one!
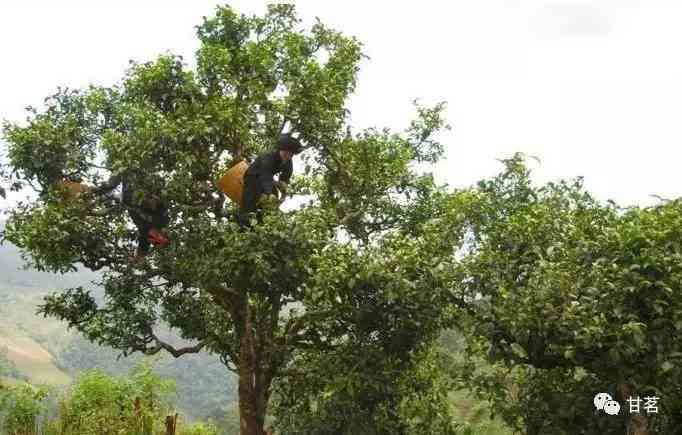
[216,160,249,207]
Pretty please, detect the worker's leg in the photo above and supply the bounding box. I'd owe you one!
[239,175,262,228]
[136,230,151,257]
[148,207,170,245]
[128,208,153,256]
[151,206,170,229]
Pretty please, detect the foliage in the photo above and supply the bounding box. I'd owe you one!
[179,421,219,435]
[50,361,175,435]
[0,382,49,435]
[453,154,682,434]
[54,333,236,421]
[0,361,236,435]
[1,4,457,433]
[10,2,680,433]
[266,170,471,434]
[272,344,458,435]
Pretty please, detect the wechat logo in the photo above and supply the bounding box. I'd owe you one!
[594,392,620,415]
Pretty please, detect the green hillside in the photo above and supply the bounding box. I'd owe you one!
[0,324,70,385]
[0,242,75,384]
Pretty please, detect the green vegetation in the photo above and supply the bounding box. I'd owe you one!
[1,3,681,435]
[1,5,454,434]
[0,288,237,423]
[447,156,682,434]
[0,361,225,435]
[54,334,237,422]
[0,382,49,435]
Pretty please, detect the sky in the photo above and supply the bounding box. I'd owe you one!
[1,0,681,209]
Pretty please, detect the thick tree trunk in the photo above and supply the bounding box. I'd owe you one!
[234,295,279,435]
[227,287,283,435]
[237,301,266,435]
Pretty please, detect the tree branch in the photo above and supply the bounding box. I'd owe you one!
[140,332,205,358]
[220,353,239,374]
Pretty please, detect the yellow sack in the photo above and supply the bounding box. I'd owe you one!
[56,180,90,200]
[216,160,249,207]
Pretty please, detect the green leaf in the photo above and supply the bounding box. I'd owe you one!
[511,343,527,359]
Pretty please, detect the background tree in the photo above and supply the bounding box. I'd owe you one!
[271,339,459,434]
[452,154,682,435]
[1,5,457,434]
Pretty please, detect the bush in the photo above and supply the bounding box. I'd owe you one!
[51,361,175,435]
[0,383,49,435]
[179,421,219,435]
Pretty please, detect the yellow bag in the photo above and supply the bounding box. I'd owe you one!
[216,160,249,207]
[56,180,90,200]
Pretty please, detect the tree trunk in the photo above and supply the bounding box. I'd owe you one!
[165,413,178,435]
[618,383,650,435]
[237,298,267,435]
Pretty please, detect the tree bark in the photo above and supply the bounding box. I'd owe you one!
[238,301,260,435]
[235,296,270,435]
[165,413,178,435]
[230,287,286,435]
[618,383,650,435]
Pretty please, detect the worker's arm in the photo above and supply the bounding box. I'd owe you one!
[91,174,122,195]
[279,160,293,184]
[273,160,293,199]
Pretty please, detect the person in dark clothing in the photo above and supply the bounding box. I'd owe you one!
[126,195,170,257]
[238,134,303,227]
[91,172,170,258]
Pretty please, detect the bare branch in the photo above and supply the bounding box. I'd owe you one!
[142,332,205,358]
[220,353,239,374]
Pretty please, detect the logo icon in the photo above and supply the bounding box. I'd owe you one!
[593,392,612,411]
[604,400,621,415]
[594,392,659,416]
[594,392,621,415]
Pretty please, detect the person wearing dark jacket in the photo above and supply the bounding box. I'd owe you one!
[238,134,303,227]
[91,171,170,258]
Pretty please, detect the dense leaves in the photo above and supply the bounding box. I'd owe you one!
[453,154,682,434]
[1,5,455,434]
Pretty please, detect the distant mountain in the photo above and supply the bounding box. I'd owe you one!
[0,221,100,293]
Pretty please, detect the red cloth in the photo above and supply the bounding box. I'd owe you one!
[147,228,169,246]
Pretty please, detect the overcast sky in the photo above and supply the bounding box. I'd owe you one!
[1,0,681,209]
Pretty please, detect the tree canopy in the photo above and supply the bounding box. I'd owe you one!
[452,156,682,434]
[0,5,457,434]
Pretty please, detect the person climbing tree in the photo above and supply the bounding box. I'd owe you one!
[238,133,303,227]
[91,171,170,258]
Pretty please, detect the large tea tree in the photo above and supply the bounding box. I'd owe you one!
[454,155,682,435]
[1,5,458,434]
